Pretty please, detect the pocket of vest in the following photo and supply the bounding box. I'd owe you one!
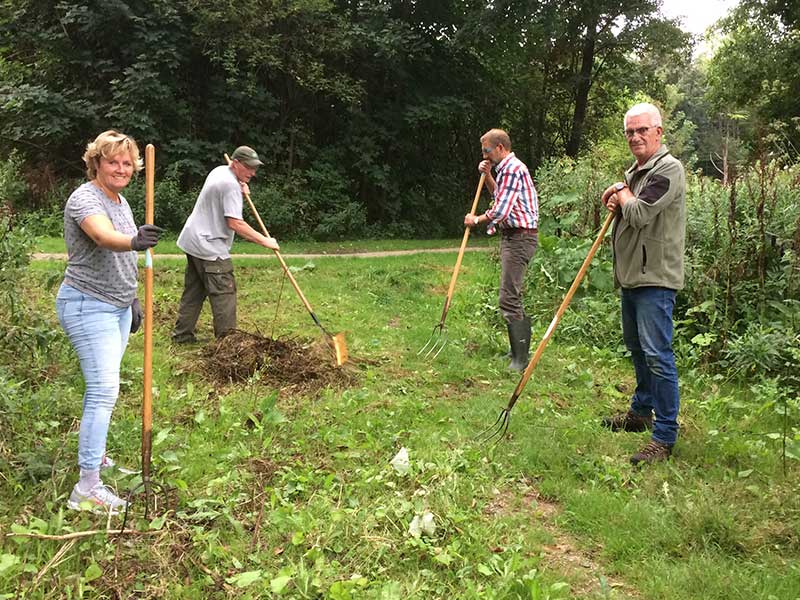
[641,244,647,274]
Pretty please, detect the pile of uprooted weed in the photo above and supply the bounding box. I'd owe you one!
[197,329,359,395]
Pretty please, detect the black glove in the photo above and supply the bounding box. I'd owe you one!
[130,224,163,251]
[130,298,143,333]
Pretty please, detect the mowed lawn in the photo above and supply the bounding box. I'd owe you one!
[2,247,798,599]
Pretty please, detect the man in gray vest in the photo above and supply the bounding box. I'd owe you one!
[600,103,686,465]
[172,146,279,343]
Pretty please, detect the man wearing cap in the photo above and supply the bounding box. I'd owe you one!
[172,146,279,343]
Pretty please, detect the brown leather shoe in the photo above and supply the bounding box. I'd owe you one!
[630,440,673,465]
[602,410,653,432]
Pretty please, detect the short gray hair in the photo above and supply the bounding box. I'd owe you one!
[481,128,511,150]
[624,103,663,128]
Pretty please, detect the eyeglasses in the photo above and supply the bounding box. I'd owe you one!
[623,126,657,138]
[481,144,498,154]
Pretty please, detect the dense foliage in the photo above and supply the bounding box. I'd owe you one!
[0,0,694,236]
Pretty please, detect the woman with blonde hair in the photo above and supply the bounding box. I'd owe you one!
[56,130,162,513]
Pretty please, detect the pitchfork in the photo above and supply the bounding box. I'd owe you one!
[418,174,486,359]
[123,144,170,525]
[477,211,615,443]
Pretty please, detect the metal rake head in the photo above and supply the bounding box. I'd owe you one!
[475,407,512,445]
[417,323,449,359]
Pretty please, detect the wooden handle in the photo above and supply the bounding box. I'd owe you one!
[438,173,486,323]
[224,153,316,316]
[142,144,155,479]
[512,210,615,395]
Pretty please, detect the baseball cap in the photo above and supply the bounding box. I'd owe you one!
[231,146,264,168]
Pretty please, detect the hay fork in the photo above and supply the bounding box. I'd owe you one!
[477,211,615,444]
[123,144,170,521]
[419,174,486,359]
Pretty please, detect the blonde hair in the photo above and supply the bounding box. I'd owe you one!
[481,128,512,151]
[82,130,143,180]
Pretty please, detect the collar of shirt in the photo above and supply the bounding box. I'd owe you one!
[626,144,669,176]
[494,152,516,174]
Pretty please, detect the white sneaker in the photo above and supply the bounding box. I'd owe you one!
[68,483,128,515]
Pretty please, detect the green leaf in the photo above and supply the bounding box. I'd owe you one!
[84,562,103,582]
[476,563,492,576]
[0,554,20,575]
[270,575,292,593]
[691,333,717,347]
[550,581,570,594]
[153,427,171,446]
[328,581,352,600]
[28,517,48,533]
[432,551,453,565]
[226,570,262,588]
[149,514,167,530]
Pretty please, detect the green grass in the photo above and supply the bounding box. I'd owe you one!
[1,251,798,599]
[33,235,495,255]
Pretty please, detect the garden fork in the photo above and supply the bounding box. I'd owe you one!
[478,211,615,444]
[418,174,486,359]
[124,144,170,521]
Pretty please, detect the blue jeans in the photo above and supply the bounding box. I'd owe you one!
[620,286,680,445]
[56,283,131,471]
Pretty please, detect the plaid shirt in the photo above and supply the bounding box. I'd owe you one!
[484,152,538,235]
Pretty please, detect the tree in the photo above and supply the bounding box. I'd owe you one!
[706,0,800,163]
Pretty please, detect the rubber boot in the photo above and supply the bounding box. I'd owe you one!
[507,317,531,371]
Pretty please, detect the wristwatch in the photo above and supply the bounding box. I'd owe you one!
[473,214,480,226]
[614,182,627,192]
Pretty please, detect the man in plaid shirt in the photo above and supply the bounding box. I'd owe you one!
[465,128,539,371]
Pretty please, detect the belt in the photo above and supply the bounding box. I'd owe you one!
[500,227,538,235]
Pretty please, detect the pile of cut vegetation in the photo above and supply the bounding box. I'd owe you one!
[198,329,358,395]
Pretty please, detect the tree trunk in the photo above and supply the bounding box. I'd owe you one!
[565,16,598,158]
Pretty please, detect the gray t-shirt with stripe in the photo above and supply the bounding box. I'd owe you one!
[63,182,139,307]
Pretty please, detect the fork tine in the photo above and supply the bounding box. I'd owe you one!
[429,326,448,359]
[419,323,448,358]
[417,324,443,356]
[475,408,510,444]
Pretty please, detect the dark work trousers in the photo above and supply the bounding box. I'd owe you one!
[172,255,237,341]
[498,228,538,322]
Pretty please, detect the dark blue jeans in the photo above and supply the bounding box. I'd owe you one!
[620,286,680,445]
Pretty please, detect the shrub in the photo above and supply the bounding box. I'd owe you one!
[0,152,29,209]
[0,211,66,382]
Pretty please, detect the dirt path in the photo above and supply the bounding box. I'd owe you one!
[32,247,492,261]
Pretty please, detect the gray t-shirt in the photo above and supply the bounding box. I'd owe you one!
[63,182,139,307]
[177,165,244,260]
